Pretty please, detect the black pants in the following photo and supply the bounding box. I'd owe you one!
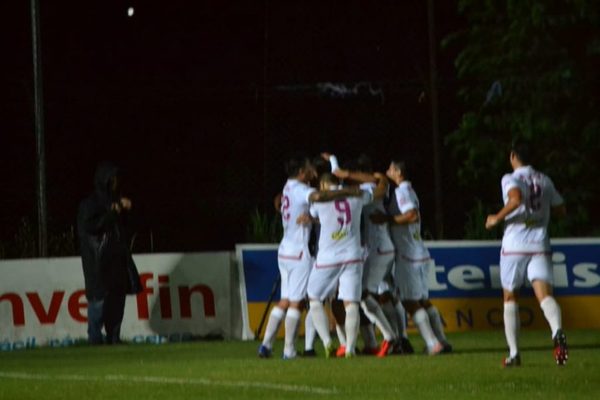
[103,291,126,344]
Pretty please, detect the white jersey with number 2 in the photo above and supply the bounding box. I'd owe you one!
[501,166,564,253]
[278,179,316,258]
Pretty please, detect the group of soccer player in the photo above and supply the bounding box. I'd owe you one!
[258,140,569,366]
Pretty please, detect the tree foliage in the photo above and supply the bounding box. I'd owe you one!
[444,0,600,237]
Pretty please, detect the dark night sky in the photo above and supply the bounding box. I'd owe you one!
[1,1,465,254]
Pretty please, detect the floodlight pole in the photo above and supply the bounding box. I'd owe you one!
[427,0,444,239]
[31,0,48,257]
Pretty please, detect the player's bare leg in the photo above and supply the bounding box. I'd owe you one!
[532,280,568,365]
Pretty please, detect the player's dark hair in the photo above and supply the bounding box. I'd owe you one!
[356,154,373,173]
[311,156,329,178]
[285,155,311,178]
[391,159,407,178]
[320,172,339,186]
[511,140,532,165]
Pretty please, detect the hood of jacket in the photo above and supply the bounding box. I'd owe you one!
[94,161,119,203]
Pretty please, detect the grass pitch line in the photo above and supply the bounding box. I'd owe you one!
[0,371,337,395]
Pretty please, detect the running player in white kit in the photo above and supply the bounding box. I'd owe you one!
[486,141,568,367]
[258,155,361,359]
[307,172,387,358]
[371,160,450,355]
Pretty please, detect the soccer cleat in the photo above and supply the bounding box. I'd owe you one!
[324,342,336,359]
[361,347,379,356]
[503,354,521,367]
[376,340,393,358]
[344,351,356,359]
[282,352,297,360]
[441,341,453,354]
[394,337,415,355]
[257,344,272,358]
[301,349,317,357]
[553,329,568,366]
[336,345,347,358]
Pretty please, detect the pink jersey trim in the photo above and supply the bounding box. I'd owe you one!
[377,248,395,255]
[315,259,363,269]
[278,251,304,260]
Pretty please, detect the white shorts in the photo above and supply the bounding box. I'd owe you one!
[500,251,553,292]
[362,250,394,294]
[394,256,430,301]
[278,251,312,302]
[307,261,363,302]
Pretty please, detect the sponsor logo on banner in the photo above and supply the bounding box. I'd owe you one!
[237,239,600,334]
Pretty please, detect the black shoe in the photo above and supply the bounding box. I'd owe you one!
[398,337,414,354]
[553,329,568,366]
[441,341,453,354]
[503,353,521,367]
[301,349,317,357]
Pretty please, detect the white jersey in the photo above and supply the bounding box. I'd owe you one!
[389,181,430,261]
[360,182,395,254]
[310,190,373,266]
[278,179,316,258]
[501,165,563,253]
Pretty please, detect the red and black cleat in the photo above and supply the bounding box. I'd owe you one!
[502,353,521,368]
[553,329,568,366]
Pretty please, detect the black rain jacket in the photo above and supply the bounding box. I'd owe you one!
[77,162,142,300]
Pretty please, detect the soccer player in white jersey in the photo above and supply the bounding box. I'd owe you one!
[329,155,399,357]
[371,160,450,355]
[307,172,387,358]
[485,141,568,367]
[258,155,360,359]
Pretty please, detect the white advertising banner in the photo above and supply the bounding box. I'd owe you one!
[0,252,237,351]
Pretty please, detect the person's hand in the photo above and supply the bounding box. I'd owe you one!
[373,172,386,181]
[370,210,389,224]
[485,214,499,230]
[321,152,332,161]
[111,202,122,213]
[120,197,132,210]
[296,213,312,225]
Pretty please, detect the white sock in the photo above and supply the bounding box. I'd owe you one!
[504,301,519,358]
[284,308,301,357]
[413,308,439,350]
[426,306,447,342]
[304,308,316,351]
[360,323,378,349]
[394,301,409,338]
[344,303,360,355]
[309,300,332,348]
[540,296,562,339]
[381,301,401,338]
[361,296,395,341]
[261,306,285,349]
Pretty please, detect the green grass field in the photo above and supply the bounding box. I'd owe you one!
[1,329,599,400]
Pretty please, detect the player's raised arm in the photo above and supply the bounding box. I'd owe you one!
[308,186,362,203]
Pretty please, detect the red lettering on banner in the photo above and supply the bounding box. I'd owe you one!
[0,293,25,325]
[26,292,64,324]
[159,275,172,319]
[136,273,154,319]
[179,285,215,318]
[68,290,87,322]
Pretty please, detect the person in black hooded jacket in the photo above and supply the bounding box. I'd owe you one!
[77,161,141,344]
